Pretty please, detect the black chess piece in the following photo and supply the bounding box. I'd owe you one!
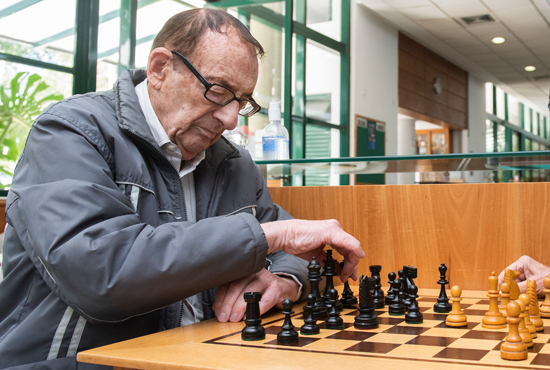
[241,292,265,341]
[434,263,452,313]
[405,284,423,324]
[388,279,406,316]
[385,272,397,305]
[308,257,328,320]
[277,299,299,343]
[402,266,412,307]
[325,289,344,329]
[372,275,384,309]
[397,269,406,304]
[354,275,379,329]
[322,251,344,312]
[369,265,384,302]
[339,260,358,307]
[300,294,320,335]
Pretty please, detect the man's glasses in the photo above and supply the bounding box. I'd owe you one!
[171,50,261,117]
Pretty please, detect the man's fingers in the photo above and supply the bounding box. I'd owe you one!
[517,280,527,294]
[213,285,228,320]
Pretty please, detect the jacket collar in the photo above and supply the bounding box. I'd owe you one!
[114,69,240,165]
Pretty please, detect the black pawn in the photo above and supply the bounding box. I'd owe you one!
[241,292,265,341]
[308,257,327,320]
[339,260,358,307]
[277,299,299,343]
[369,265,385,302]
[300,294,320,335]
[372,275,384,309]
[405,284,423,324]
[434,263,452,313]
[388,279,406,316]
[325,289,344,329]
[385,272,397,305]
[354,275,379,329]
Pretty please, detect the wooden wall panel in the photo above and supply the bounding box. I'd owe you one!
[269,183,550,291]
[399,33,468,130]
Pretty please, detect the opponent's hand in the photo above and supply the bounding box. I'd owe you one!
[213,268,300,322]
[261,219,364,282]
[497,255,550,296]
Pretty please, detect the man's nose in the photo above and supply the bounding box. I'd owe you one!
[213,100,240,130]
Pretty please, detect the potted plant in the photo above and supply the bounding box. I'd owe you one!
[0,72,64,192]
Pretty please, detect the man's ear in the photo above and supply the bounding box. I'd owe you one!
[147,47,173,90]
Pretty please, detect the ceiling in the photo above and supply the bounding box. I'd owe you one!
[358,0,550,114]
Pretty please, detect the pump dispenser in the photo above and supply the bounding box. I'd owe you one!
[262,101,289,160]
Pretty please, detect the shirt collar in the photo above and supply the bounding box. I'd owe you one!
[135,79,205,176]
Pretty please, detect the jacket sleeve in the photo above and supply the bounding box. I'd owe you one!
[5,102,269,324]
[252,164,309,301]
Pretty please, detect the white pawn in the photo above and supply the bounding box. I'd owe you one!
[446,286,467,327]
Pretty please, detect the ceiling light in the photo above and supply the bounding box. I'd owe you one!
[525,66,536,72]
[492,37,505,44]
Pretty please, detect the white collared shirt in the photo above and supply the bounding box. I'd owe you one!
[135,79,204,326]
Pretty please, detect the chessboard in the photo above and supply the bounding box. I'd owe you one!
[77,288,550,370]
[205,291,550,369]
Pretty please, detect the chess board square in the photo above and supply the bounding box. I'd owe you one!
[382,326,430,335]
[422,313,449,321]
[421,327,470,338]
[462,298,482,305]
[433,347,490,361]
[448,338,501,351]
[397,319,441,328]
[341,315,357,324]
[530,353,550,366]
[406,336,457,347]
[302,338,361,352]
[298,329,344,339]
[533,333,550,343]
[417,301,433,308]
[387,344,446,358]
[325,330,378,341]
[470,324,507,333]
[477,299,490,305]
[418,297,438,302]
[464,309,488,316]
[537,343,550,354]
[264,336,320,347]
[364,333,417,344]
[434,321,478,330]
[465,304,487,311]
[461,330,507,341]
[378,317,404,325]
[344,341,400,354]
[345,323,394,333]
[318,322,354,330]
[264,326,282,335]
[419,307,431,313]
[466,315,485,324]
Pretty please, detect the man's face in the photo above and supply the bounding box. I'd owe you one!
[147,29,259,160]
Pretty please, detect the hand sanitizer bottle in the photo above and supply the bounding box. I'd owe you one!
[262,101,289,160]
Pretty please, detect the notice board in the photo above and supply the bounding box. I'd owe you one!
[355,114,385,185]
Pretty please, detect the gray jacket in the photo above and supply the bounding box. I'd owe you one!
[0,70,308,369]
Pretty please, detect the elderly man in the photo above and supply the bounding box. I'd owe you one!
[0,8,363,369]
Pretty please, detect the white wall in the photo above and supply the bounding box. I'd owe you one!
[350,1,399,184]
[462,74,489,183]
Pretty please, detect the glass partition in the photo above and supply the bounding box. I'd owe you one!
[256,151,550,185]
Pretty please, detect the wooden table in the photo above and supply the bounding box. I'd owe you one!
[77,289,550,370]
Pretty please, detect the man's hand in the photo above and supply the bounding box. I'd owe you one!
[261,219,364,282]
[213,268,300,322]
[497,255,550,296]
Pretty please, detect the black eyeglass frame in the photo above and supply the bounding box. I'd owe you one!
[171,50,261,117]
